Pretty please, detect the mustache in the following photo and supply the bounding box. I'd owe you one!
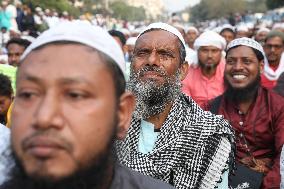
[21,130,73,153]
[137,66,167,77]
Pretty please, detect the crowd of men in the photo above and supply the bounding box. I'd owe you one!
[0,1,284,189]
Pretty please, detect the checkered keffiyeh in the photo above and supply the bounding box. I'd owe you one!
[116,94,235,189]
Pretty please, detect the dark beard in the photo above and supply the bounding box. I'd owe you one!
[1,132,117,189]
[127,65,181,119]
[224,75,260,103]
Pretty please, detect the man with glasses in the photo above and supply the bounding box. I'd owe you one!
[261,30,284,89]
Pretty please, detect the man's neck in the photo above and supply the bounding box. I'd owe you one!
[237,97,255,114]
[146,102,173,129]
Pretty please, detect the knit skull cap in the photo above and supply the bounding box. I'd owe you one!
[21,20,126,75]
[137,22,187,54]
[226,37,268,65]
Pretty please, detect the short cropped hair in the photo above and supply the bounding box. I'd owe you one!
[108,30,126,46]
[6,38,31,49]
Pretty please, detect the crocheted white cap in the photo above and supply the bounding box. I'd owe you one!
[226,37,268,65]
[137,22,187,52]
[21,20,126,75]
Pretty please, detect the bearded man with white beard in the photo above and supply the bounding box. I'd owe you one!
[116,23,235,189]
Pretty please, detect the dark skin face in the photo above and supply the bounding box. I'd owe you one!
[225,46,264,90]
[7,43,26,67]
[11,43,135,182]
[220,30,235,45]
[131,30,188,128]
[132,30,188,85]
[0,95,11,116]
[264,36,284,67]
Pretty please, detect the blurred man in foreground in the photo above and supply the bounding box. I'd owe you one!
[0,21,174,189]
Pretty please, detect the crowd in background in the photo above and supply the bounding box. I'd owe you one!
[0,0,284,188]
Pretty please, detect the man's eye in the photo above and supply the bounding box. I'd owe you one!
[18,92,36,100]
[66,92,86,100]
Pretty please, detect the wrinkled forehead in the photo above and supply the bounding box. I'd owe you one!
[136,29,180,49]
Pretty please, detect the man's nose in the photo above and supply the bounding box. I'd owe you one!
[32,93,64,130]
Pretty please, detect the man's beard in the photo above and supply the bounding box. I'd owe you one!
[127,65,181,120]
[199,60,219,71]
[224,74,260,103]
[1,127,118,189]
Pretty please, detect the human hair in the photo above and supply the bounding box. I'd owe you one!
[6,38,31,49]
[20,41,126,99]
[264,30,284,44]
[138,28,186,64]
[226,45,264,62]
[0,73,13,97]
[108,30,126,46]
[220,28,235,37]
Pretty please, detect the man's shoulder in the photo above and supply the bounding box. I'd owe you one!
[111,163,175,189]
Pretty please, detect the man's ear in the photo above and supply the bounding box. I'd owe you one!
[260,59,264,74]
[116,92,136,140]
[179,61,189,81]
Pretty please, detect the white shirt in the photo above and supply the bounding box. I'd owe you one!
[0,124,10,185]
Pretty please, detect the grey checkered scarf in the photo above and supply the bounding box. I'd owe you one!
[116,94,235,189]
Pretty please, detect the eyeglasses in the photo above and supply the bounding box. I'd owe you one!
[264,44,284,50]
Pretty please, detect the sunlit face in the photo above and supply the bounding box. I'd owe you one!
[198,46,222,69]
[225,46,263,89]
[11,44,119,181]
[264,36,284,65]
[7,43,25,67]
[131,30,184,84]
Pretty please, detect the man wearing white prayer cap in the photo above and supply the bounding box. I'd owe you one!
[0,20,175,189]
[254,27,270,45]
[235,25,250,38]
[117,22,234,189]
[206,37,284,189]
[182,30,227,106]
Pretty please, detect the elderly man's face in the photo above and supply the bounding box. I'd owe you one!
[128,30,188,119]
[11,44,122,181]
[186,30,198,44]
[198,46,222,70]
[264,36,284,65]
[225,46,263,89]
[132,30,183,84]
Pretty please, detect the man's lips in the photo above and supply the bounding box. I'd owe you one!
[23,136,66,159]
[140,71,163,78]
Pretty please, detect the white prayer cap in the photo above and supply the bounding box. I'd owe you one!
[137,22,186,50]
[126,37,137,46]
[221,24,234,31]
[21,20,125,75]
[35,7,42,12]
[187,26,199,34]
[236,25,249,32]
[226,37,268,65]
[256,27,270,35]
[193,30,226,50]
